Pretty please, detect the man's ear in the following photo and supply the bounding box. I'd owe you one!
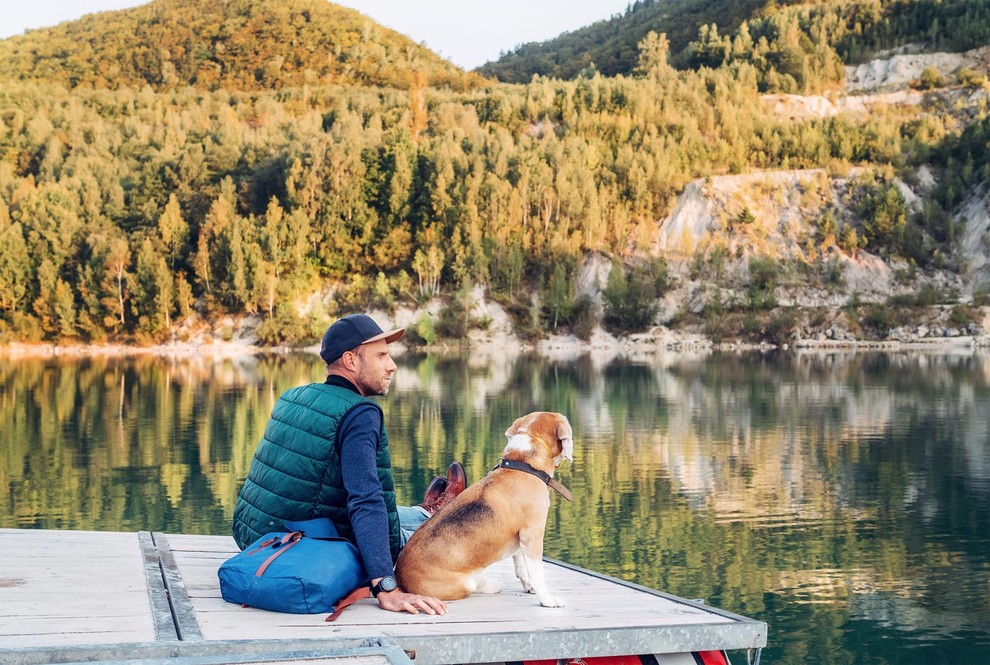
[340,349,359,370]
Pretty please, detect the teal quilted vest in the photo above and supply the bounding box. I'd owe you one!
[231,382,400,561]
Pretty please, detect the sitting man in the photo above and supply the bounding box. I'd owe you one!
[232,313,466,615]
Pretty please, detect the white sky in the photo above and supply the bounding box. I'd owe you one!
[1,1,633,70]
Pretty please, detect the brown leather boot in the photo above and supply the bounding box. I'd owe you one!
[444,461,466,497]
[418,475,448,514]
[421,462,467,516]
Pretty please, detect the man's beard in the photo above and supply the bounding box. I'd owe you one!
[358,370,390,396]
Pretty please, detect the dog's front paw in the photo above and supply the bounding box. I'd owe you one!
[519,580,536,594]
[538,594,565,608]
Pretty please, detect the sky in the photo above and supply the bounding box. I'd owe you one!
[1,0,634,70]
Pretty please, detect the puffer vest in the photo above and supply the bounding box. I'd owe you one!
[231,382,401,561]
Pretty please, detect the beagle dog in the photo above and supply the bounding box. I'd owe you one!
[395,411,574,608]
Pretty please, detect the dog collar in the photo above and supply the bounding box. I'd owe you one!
[492,458,574,502]
[530,434,559,461]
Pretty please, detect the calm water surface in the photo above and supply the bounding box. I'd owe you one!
[1,350,988,664]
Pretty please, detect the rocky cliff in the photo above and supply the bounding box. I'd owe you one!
[637,45,990,346]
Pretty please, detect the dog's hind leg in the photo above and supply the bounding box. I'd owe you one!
[469,575,504,594]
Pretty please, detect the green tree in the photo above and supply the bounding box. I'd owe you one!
[193,178,238,303]
[544,261,575,330]
[131,237,175,335]
[747,256,779,311]
[412,245,444,299]
[52,277,77,338]
[0,204,29,314]
[860,183,908,253]
[157,193,189,271]
[635,31,673,79]
[257,197,288,318]
[87,230,132,330]
[917,66,944,90]
[603,258,661,333]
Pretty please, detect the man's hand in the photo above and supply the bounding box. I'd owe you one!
[376,588,448,615]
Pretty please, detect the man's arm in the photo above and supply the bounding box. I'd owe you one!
[338,405,394,578]
[339,405,447,616]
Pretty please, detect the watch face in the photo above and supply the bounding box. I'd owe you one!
[380,576,397,592]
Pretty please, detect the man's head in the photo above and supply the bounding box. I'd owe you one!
[322,314,405,396]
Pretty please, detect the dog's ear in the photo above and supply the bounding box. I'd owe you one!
[555,415,574,463]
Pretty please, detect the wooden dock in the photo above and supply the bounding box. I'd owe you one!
[0,528,766,664]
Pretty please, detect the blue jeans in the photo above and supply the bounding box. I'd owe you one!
[397,505,430,545]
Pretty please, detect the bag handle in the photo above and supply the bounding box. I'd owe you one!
[255,532,303,577]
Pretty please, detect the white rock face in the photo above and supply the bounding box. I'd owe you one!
[956,190,990,291]
[761,91,926,120]
[655,169,838,259]
[576,253,612,302]
[654,179,716,255]
[761,93,839,119]
[844,49,982,93]
[649,165,984,310]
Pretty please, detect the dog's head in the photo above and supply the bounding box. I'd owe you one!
[504,411,574,469]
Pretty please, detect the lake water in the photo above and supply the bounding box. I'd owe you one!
[1,349,988,664]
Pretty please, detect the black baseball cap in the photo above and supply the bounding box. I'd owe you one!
[320,314,405,365]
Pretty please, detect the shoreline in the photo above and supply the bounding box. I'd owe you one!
[2,331,989,361]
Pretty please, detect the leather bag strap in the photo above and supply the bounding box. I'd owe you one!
[254,532,302,577]
[244,536,279,556]
[325,585,371,622]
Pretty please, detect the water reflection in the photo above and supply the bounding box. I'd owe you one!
[0,349,988,664]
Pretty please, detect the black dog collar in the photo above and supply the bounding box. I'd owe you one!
[492,458,574,502]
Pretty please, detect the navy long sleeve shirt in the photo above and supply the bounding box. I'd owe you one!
[326,375,395,580]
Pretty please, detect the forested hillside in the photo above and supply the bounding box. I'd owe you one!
[479,0,771,81]
[0,0,479,91]
[1,0,989,348]
[481,0,990,92]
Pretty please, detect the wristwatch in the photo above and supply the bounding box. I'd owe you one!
[371,575,398,597]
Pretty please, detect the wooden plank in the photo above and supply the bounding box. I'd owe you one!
[167,535,239,551]
[141,530,180,642]
[153,532,204,641]
[0,629,156,649]
[0,529,158,649]
[0,616,153,636]
[0,529,134,544]
[0,584,150,598]
[0,594,153,618]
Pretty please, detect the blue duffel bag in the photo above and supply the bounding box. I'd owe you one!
[218,518,368,615]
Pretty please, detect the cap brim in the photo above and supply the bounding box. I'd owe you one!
[361,327,405,346]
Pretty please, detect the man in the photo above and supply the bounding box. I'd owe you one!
[232,313,465,615]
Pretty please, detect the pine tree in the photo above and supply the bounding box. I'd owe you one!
[157,193,189,271]
[0,202,29,314]
[635,31,673,79]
